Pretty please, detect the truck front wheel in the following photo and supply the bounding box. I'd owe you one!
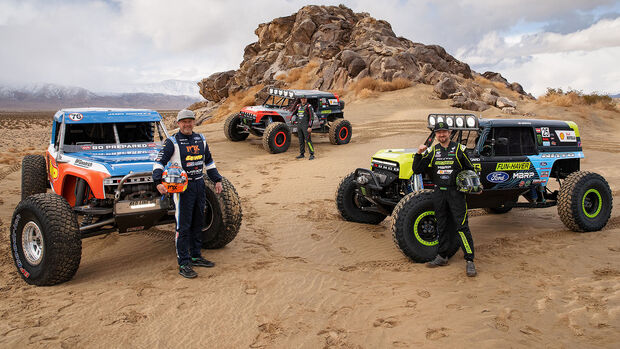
[336,171,387,224]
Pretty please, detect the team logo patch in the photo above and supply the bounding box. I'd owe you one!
[496,162,530,171]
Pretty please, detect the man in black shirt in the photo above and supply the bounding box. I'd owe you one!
[294,97,315,160]
[413,121,477,277]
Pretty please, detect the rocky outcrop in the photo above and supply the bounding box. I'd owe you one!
[198,5,531,113]
[482,71,534,99]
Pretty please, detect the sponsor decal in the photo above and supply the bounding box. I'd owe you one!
[541,127,550,137]
[87,143,155,150]
[328,99,339,106]
[535,128,541,133]
[186,145,200,153]
[49,158,59,181]
[513,172,535,179]
[81,145,92,150]
[542,137,549,141]
[543,141,550,147]
[12,214,24,271]
[496,162,530,171]
[185,155,203,161]
[68,113,83,121]
[551,141,557,145]
[437,169,453,174]
[532,179,546,184]
[473,163,481,172]
[435,151,442,157]
[541,171,549,176]
[525,180,532,186]
[555,130,576,142]
[519,180,525,187]
[541,162,548,166]
[19,267,30,278]
[541,152,576,158]
[486,171,509,183]
[320,110,331,114]
[74,159,92,168]
[434,160,454,165]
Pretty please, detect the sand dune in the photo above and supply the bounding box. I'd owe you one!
[0,85,618,348]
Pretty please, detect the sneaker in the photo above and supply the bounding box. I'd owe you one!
[179,264,197,278]
[191,256,215,268]
[296,154,305,159]
[308,154,315,160]
[466,261,477,277]
[426,255,448,268]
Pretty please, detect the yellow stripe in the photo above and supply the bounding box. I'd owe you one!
[458,231,472,254]
[462,201,468,225]
[455,144,462,168]
[307,142,314,152]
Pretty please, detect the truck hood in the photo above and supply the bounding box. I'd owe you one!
[372,148,417,161]
[241,105,291,116]
[65,148,161,177]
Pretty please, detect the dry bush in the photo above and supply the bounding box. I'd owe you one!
[539,88,617,111]
[210,84,265,122]
[277,60,321,89]
[350,77,412,98]
[474,75,507,90]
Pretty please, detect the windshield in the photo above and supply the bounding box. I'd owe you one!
[62,121,169,153]
[263,95,296,108]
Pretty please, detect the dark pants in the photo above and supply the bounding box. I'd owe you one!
[297,125,314,155]
[173,180,205,266]
[433,187,475,261]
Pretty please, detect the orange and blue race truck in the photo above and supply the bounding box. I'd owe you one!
[11,108,242,286]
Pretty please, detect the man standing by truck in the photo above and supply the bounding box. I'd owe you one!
[413,121,477,277]
[153,109,223,279]
[294,97,315,160]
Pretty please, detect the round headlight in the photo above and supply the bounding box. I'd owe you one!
[279,90,284,96]
[466,116,476,128]
[455,117,464,127]
[446,117,454,127]
[269,88,274,94]
[429,116,436,126]
[437,116,444,124]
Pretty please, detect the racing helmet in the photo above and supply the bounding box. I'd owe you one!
[162,163,188,193]
[456,170,483,194]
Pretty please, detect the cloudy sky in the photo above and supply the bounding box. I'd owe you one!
[1,0,619,97]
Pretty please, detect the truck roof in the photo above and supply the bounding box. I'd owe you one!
[54,108,162,124]
[479,118,576,129]
[268,88,336,99]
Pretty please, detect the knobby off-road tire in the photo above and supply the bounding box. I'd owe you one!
[336,171,386,224]
[262,122,291,154]
[202,176,242,249]
[329,119,352,145]
[10,193,81,286]
[224,114,249,142]
[558,171,612,232]
[22,155,48,200]
[391,190,459,263]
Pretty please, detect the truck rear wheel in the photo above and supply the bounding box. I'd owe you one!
[262,122,291,153]
[329,119,352,145]
[202,176,242,249]
[336,172,387,224]
[22,155,48,200]
[558,171,612,232]
[391,191,459,263]
[484,204,513,214]
[10,193,81,286]
[224,113,249,141]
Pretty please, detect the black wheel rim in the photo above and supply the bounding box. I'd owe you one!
[204,198,214,230]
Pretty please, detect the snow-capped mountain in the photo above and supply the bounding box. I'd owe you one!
[0,83,202,110]
[119,80,200,98]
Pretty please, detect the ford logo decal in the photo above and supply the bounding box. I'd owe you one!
[487,171,509,183]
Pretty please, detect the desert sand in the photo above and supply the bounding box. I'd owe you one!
[0,85,618,348]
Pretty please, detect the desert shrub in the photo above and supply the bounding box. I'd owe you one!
[350,77,412,97]
[540,88,617,111]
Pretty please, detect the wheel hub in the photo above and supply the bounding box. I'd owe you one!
[22,221,44,266]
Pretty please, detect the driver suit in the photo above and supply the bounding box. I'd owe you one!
[152,132,222,267]
[413,141,476,261]
[294,103,315,156]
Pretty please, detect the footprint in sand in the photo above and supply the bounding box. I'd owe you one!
[311,233,322,241]
[406,300,417,309]
[425,327,449,340]
[417,290,431,298]
[339,247,352,254]
[373,317,399,328]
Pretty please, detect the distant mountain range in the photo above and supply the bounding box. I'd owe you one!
[0,81,202,110]
[610,93,620,98]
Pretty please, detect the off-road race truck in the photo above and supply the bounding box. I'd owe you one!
[11,108,242,286]
[224,88,352,153]
[336,113,613,262]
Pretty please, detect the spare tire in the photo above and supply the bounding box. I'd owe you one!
[202,176,242,249]
[558,171,612,232]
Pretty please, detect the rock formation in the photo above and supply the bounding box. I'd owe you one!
[198,5,533,113]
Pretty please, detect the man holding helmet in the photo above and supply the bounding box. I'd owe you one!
[413,121,480,277]
[153,109,223,279]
